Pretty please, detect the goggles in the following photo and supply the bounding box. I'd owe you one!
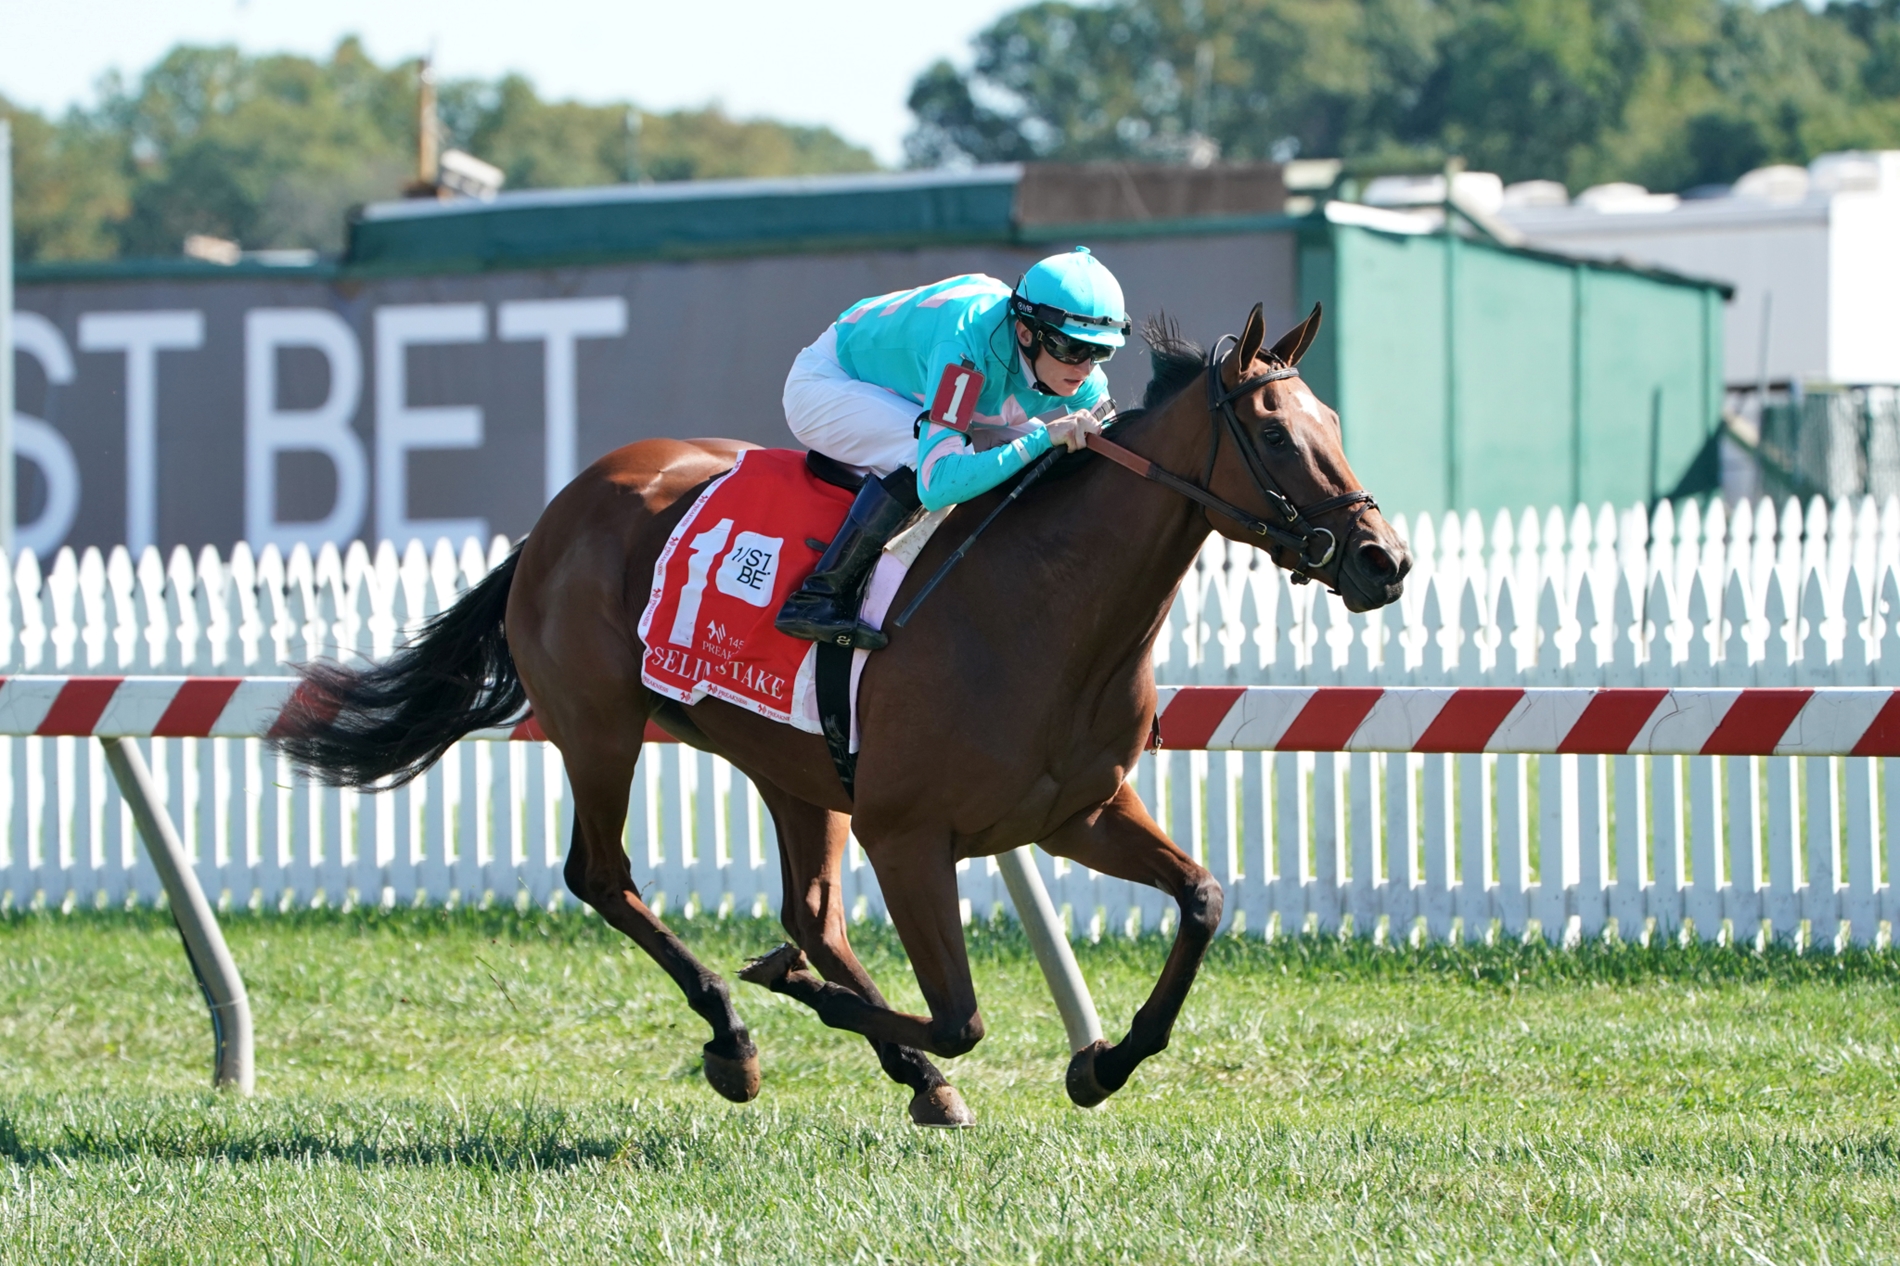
[1034,323,1117,365]
[1009,294,1130,364]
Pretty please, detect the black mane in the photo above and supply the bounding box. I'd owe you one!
[1032,312,1206,482]
[1139,314,1205,410]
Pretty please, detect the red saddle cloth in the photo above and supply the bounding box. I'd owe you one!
[637,449,854,726]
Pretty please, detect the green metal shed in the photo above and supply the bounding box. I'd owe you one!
[1296,208,1728,518]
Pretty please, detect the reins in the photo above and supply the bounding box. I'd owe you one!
[1085,337,1376,586]
[895,332,1380,631]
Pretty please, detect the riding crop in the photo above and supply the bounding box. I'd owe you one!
[890,446,1065,630]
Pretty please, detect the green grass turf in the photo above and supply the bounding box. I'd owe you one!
[1,907,1897,1263]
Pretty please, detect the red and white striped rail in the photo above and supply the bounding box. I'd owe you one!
[1155,685,1900,757]
[6,677,1900,758]
[0,676,547,741]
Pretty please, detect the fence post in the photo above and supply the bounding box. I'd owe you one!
[996,845,1101,1052]
[101,735,254,1094]
[1,118,13,556]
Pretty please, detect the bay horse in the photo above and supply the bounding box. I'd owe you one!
[275,302,1410,1126]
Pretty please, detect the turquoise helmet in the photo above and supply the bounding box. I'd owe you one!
[1010,246,1130,349]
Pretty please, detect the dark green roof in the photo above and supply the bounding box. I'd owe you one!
[17,255,338,284]
[10,165,1729,298]
[343,167,1026,275]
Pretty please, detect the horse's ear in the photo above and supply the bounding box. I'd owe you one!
[1230,302,1266,383]
[1268,302,1324,368]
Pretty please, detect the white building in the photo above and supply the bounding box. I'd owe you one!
[1481,154,1900,389]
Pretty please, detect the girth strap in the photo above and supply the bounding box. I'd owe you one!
[814,641,856,799]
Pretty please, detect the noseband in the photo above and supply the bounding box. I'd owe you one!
[1087,338,1377,586]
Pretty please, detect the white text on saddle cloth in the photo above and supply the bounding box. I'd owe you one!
[928,362,985,432]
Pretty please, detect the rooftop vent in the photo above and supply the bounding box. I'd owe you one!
[1731,165,1809,205]
[1363,171,1503,214]
[438,149,506,202]
[1501,180,1569,209]
[1808,151,1898,196]
[182,234,241,265]
[1575,183,1679,213]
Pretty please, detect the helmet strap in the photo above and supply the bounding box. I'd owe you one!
[1017,321,1061,396]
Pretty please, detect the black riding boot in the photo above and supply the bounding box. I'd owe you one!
[775,468,920,650]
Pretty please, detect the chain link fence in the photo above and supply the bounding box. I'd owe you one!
[1732,385,1900,504]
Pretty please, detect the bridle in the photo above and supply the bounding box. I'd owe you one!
[1086,335,1377,585]
[896,333,1380,634]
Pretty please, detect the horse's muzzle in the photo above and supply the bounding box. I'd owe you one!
[1337,535,1410,612]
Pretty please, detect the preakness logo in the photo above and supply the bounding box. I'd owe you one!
[715,532,783,607]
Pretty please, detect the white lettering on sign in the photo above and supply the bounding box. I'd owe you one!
[669,518,733,647]
[497,297,629,504]
[374,303,489,548]
[245,308,369,552]
[9,313,82,556]
[715,532,782,607]
[77,310,206,555]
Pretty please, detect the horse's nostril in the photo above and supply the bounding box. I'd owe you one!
[1357,542,1399,581]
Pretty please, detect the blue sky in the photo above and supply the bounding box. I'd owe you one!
[0,0,1031,166]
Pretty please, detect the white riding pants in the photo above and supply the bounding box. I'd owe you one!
[783,325,921,478]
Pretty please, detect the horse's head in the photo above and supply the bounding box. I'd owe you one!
[1200,302,1410,612]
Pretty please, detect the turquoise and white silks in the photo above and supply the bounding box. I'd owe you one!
[781,273,1109,509]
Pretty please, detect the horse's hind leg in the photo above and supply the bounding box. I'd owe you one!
[746,786,972,1127]
[741,825,984,1066]
[1040,780,1222,1108]
[562,740,761,1103]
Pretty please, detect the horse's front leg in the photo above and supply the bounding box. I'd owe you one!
[1041,779,1222,1107]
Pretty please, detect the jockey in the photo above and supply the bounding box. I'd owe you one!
[776,246,1129,649]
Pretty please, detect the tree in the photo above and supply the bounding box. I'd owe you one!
[4,38,879,263]
[103,41,416,258]
[448,74,879,188]
[1,97,130,261]
[906,0,1900,192]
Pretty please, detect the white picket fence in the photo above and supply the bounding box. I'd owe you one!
[5,492,1900,949]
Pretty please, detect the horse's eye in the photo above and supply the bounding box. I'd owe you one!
[1262,425,1290,448]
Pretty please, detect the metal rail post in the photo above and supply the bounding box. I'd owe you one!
[101,737,254,1094]
[996,845,1102,1052]
[2,117,14,554]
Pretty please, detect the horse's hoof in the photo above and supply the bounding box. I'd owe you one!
[738,943,808,989]
[702,1041,761,1103]
[908,1084,975,1128]
[1065,1039,1117,1109]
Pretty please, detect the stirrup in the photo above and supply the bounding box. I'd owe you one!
[773,603,889,650]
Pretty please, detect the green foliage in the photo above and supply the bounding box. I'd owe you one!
[103,41,417,260]
[447,74,880,188]
[1,907,1897,1261]
[2,38,877,263]
[1,97,132,262]
[907,0,1900,192]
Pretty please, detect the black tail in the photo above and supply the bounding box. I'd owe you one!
[273,548,526,788]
